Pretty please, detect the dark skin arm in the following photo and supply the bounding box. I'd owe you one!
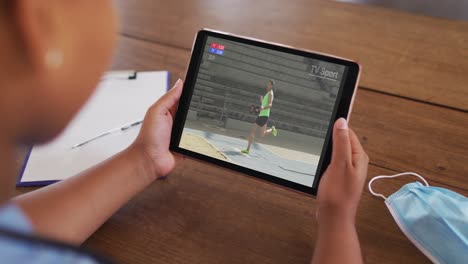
[311,118,369,264]
[14,80,184,245]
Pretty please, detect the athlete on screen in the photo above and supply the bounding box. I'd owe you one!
[241,80,278,154]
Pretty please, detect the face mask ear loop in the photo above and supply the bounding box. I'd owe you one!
[368,172,430,200]
[368,176,389,200]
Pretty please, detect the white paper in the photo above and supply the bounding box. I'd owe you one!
[20,71,169,184]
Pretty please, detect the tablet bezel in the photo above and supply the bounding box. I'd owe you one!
[170,29,360,196]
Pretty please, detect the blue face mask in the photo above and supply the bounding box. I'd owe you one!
[368,172,468,264]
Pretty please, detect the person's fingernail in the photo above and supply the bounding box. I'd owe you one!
[336,118,348,130]
[174,78,182,87]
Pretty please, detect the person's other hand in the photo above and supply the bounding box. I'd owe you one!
[316,118,369,225]
[131,79,184,179]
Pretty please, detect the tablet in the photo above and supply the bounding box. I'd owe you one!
[170,29,360,196]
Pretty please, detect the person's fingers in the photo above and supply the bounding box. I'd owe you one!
[349,128,369,170]
[331,118,352,167]
[349,129,364,156]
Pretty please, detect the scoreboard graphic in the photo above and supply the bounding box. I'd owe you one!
[209,43,225,55]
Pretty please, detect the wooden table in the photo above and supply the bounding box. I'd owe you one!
[18,1,468,263]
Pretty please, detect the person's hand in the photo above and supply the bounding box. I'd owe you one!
[316,118,369,225]
[130,79,184,179]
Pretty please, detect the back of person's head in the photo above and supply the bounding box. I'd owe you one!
[0,1,117,144]
[267,79,275,91]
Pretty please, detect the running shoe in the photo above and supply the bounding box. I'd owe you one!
[272,126,277,137]
[241,149,250,154]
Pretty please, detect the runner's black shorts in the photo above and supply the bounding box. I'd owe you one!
[255,116,269,127]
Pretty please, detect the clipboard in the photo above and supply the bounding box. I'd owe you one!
[17,71,171,187]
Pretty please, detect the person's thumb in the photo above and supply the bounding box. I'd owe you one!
[166,78,183,115]
[152,78,183,115]
[168,78,183,96]
[331,118,352,167]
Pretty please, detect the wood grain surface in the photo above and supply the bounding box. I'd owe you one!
[79,159,467,264]
[114,0,468,111]
[15,1,468,263]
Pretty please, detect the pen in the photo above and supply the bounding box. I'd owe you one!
[71,120,143,149]
[121,120,143,131]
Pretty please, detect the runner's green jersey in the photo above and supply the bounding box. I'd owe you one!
[259,91,272,117]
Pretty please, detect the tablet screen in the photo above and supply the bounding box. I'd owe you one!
[177,34,351,189]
